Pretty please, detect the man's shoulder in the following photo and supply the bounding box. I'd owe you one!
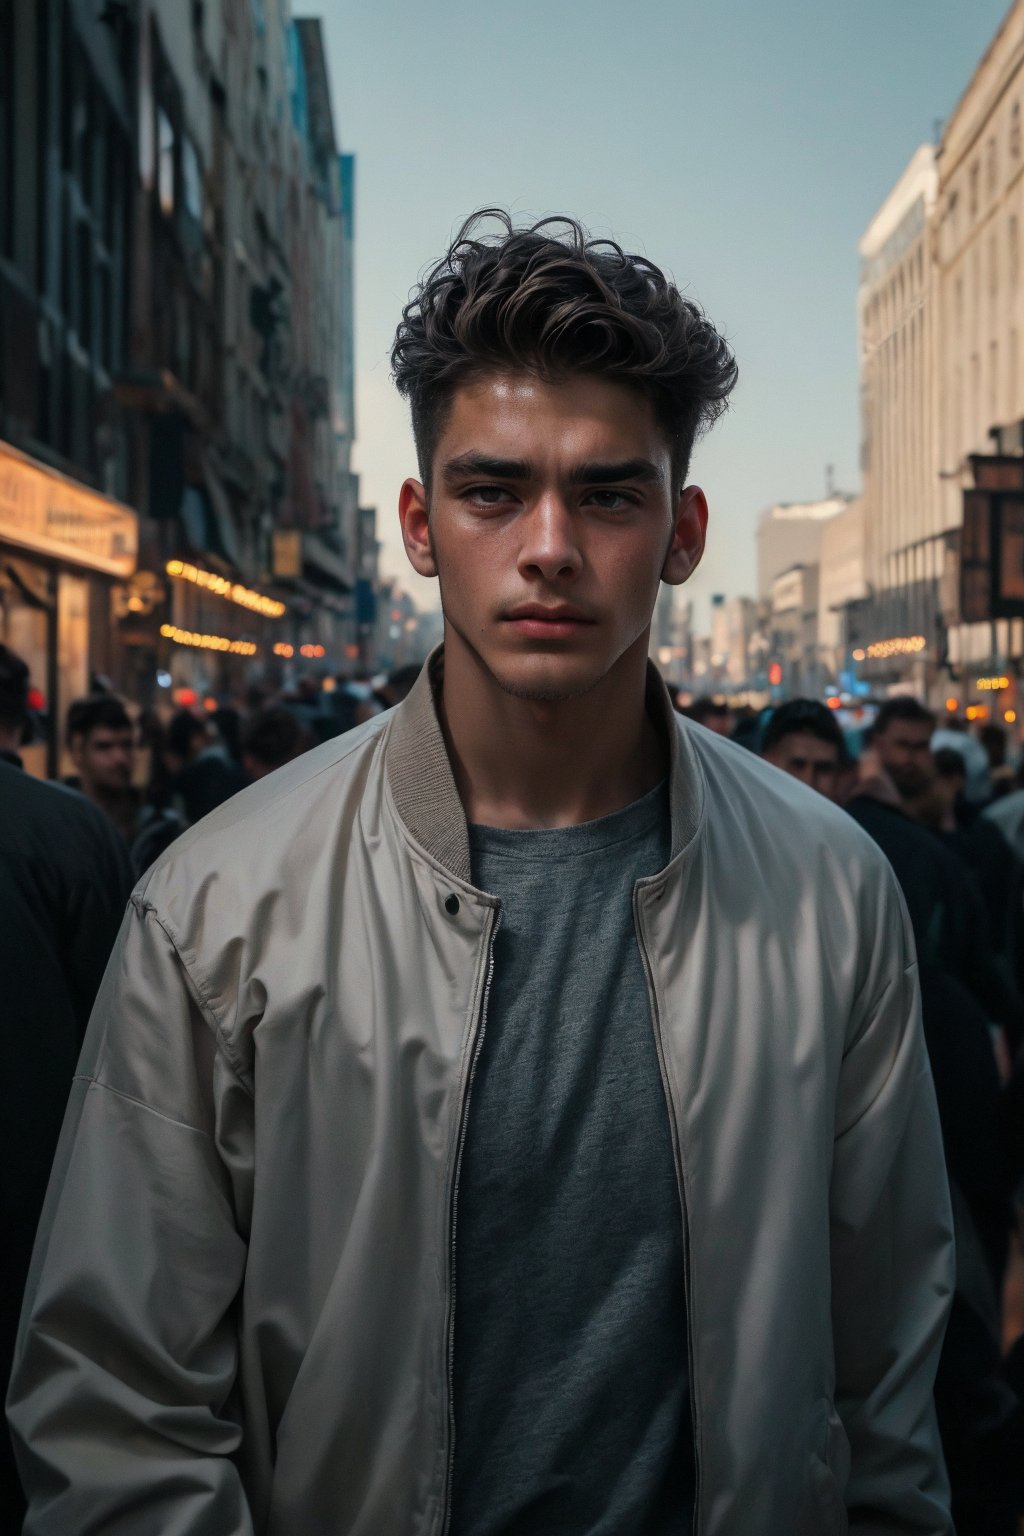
[677,715,885,874]
[0,759,121,844]
[139,711,392,903]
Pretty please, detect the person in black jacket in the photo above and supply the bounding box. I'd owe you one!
[0,645,134,1530]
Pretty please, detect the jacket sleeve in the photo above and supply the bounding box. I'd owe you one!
[6,893,256,1536]
[830,869,955,1534]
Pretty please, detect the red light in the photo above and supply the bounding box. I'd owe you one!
[827,696,841,710]
[768,662,782,686]
[26,687,45,711]
[173,688,198,708]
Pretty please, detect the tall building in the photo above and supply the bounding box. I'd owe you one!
[856,146,940,694]
[0,1,139,775]
[1,0,371,751]
[756,496,849,601]
[817,498,867,680]
[934,0,1024,707]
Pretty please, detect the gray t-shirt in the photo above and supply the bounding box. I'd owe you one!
[451,781,695,1536]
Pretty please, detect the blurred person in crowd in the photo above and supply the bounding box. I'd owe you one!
[980,722,1016,801]
[760,698,844,801]
[932,713,993,805]
[770,715,1024,1531]
[848,717,1023,1533]
[66,694,141,846]
[868,696,936,802]
[985,756,1024,861]
[8,211,955,1534]
[211,705,244,767]
[728,703,761,753]
[0,645,133,1531]
[928,748,1021,969]
[679,694,732,734]
[241,706,313,782]
[373,661,423,710]
[163,708,246,825]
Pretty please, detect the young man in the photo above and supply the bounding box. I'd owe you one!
[760,697,845,801]
[65,694,140,845]
[8,213,954,1533]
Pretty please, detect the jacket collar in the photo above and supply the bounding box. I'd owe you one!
[386,645,705,884]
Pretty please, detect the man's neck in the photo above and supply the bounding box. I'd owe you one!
[438,633,667,830]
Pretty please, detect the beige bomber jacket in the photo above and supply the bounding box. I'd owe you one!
[8,657,955,1535]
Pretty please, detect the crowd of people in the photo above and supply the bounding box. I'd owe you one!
[2,629,1024,1528]
[682,690,1024,1532]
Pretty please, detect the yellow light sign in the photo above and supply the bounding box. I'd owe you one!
[166,560,285,619]
[273,642,294,658]
[945,697,958,712]
[1005,709,1018,724]
[160,623,257,656]
[862,635,927,661]
[976,675,1011,691]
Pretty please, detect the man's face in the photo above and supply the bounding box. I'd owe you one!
[763,731,841,801]
[874,719,934,797]
[398,371,707,703]
[73,726,134,793]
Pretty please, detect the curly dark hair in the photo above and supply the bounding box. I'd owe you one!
[391,209,738,487]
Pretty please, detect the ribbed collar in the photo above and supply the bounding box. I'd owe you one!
[386,645,704,885]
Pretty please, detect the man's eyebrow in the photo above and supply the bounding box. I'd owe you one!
[441,454,665,486]
[568,458,664,486]
[442,453,532,482]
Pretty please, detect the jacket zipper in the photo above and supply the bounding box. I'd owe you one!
[633,885,702,1536]
[440,904,501,1536]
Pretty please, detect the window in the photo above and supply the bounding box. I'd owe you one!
[991,340,1000,420]
[182,136,202,224]
[970,160,980,218]
[157,108,175,216]
[1013,101,1022,160]
[990,233,999,296]
[988,135,998,196]
[1011,216,1020,290]
[1011,328,1019,413]
[0,0,13,258]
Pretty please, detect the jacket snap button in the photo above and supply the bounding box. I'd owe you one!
[444,894,460,916]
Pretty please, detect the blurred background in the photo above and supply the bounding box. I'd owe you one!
[1,0,1023,771]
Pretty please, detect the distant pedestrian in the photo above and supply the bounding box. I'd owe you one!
[240,705,313,781]
[66,694,141,846]
[0,646,133,1532]
[760,697,845,800]
[163,709,246,825]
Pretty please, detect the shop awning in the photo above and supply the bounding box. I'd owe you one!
[0,438,137,578]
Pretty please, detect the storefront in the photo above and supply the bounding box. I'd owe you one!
[0,439,137,776]
[157,559,289,702]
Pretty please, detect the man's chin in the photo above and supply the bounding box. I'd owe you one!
[488,654,606,704]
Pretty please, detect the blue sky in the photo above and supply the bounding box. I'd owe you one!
[319,0,1012,620]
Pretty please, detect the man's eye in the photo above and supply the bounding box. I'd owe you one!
[466,482,509,506]
[586,490,633,510]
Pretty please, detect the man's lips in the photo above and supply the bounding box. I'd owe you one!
[502,605,597,637]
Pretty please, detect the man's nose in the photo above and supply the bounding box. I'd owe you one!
[517,493,583,581]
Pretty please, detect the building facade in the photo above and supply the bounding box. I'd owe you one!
[856,145,942,694]
[0,0,140,774]
[756,495,849,601]
[1,0,370,763]
[934,1,1024,720]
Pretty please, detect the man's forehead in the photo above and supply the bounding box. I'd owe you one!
[439,370,666,459]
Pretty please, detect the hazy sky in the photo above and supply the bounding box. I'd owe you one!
[319,0,1012,621]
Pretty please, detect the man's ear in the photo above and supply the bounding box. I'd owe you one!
[662,485,708,585]
[399,478,438,580]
